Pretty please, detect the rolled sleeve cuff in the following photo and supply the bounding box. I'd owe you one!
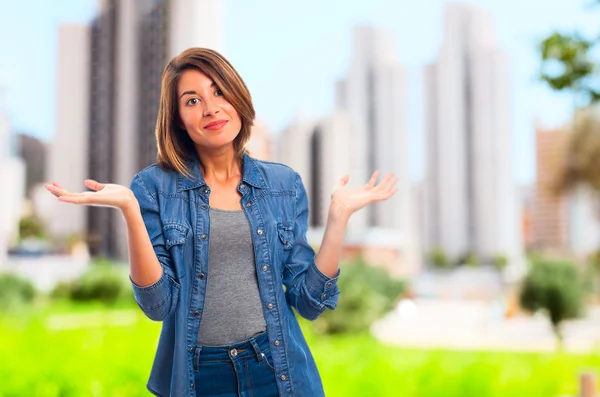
[130,272,173,315]
[304,262,341,307]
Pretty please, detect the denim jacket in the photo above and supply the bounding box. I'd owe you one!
[129,153,341,397]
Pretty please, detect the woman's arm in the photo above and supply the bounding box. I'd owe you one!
[315,171,398,278]
[45,178,179,321]
[121,187,163,287]
[282,171,397,320]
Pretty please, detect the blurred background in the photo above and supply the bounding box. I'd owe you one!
[1,0,600,396]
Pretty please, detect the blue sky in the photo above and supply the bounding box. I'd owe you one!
[0,0,598,184]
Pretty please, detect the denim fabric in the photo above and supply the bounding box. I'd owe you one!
[129,154,341,397]
[193,331,279,397]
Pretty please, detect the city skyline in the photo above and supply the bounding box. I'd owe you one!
[1,0,598,186]
[278,26,421,275]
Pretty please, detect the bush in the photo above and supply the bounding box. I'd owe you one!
[51,259,129,305]
[428,248,450,269]
[456,251,479,267]
[0,273,36,312]
[19,214,46,239]
[492,254,508,270]
[519,259,585,348]
[313,258,407,334]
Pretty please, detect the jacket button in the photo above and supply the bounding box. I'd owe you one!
[193,311,200,317]
[201,204,207,210]
[257,229,263,235]
[191,382,195,389]
[280,374,286,381]
[267,303,273,309]
[239,183,245,189]
[274,340,280,346]
[189,347,194,353]
[262,265,268,271]
[201,234,207,240]
[199,273,205,280]
[326,282,333,288]
[246,202,251,207]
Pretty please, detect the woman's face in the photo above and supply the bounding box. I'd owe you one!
[177,69,242,152]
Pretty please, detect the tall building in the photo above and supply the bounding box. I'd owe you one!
[168,0,222,59]
[423,3,523,266]
[17,133,47,199]
[336,26,409,234]
[247,120,273,161]
[46,24,91,243]
[48,0,223,259]
[530,122,569,252]
[278,27,421,275]
[279,111,352,228]
[0,86,25,263]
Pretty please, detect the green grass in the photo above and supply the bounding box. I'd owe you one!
[0,303,598,397]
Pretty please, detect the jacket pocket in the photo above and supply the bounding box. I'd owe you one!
[277,222,295,251]
[163,223,190,278]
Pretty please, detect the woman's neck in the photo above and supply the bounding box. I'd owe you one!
[196,146,242,183]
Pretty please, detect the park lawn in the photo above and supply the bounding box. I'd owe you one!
[0,303,598,397]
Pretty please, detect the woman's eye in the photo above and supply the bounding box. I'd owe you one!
[187,98,199,105]
[215,89,223,96]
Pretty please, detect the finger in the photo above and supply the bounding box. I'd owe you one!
[52,181,64,189]
[384,176,399,192]
[338,174,350,187]
[364,170,380,189]
[44,184,60,197]
[84,179,105,191]
[375,173,394,190]
[377,187,398,201]
[45,184,70,196]
[58,194,92,205]
[385,188,399,199]
[47,185,87,198]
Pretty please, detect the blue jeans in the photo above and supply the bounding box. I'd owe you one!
[192,331,280,397]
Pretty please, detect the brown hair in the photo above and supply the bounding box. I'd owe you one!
[155,48,255,177]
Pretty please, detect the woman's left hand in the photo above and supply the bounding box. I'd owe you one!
[330,170,398,220]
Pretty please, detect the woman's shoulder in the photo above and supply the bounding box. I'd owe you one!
[249,157,299,188]
[131,163,179,192]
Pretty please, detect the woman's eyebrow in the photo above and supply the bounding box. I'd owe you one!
[179,82,217,99]
[179,90,197,99]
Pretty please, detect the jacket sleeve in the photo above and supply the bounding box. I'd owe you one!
[129,174,180,321]
[282,172,341,320]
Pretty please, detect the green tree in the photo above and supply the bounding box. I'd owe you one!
[539,2,600,285]
[519,259,585,349]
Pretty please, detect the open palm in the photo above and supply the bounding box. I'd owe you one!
[45,180,136,211]
[331,170,398,217]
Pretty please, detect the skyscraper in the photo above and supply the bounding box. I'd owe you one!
[336,26,409,235]
[0,86,25,263]
[423,3,522,265]
[49,0,223,259]
[531,122,569,252]
[45,24,91,242]
[278,26,420,274]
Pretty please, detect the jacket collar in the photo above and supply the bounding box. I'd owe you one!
[177,152,267,192]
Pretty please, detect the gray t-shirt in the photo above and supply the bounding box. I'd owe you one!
[196,208,267,346]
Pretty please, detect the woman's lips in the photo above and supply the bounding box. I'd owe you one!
[204,120,228,130]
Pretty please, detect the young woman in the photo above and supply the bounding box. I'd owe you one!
[45,48,398,397]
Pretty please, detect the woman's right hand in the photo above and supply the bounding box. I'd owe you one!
[45,180,138,213]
